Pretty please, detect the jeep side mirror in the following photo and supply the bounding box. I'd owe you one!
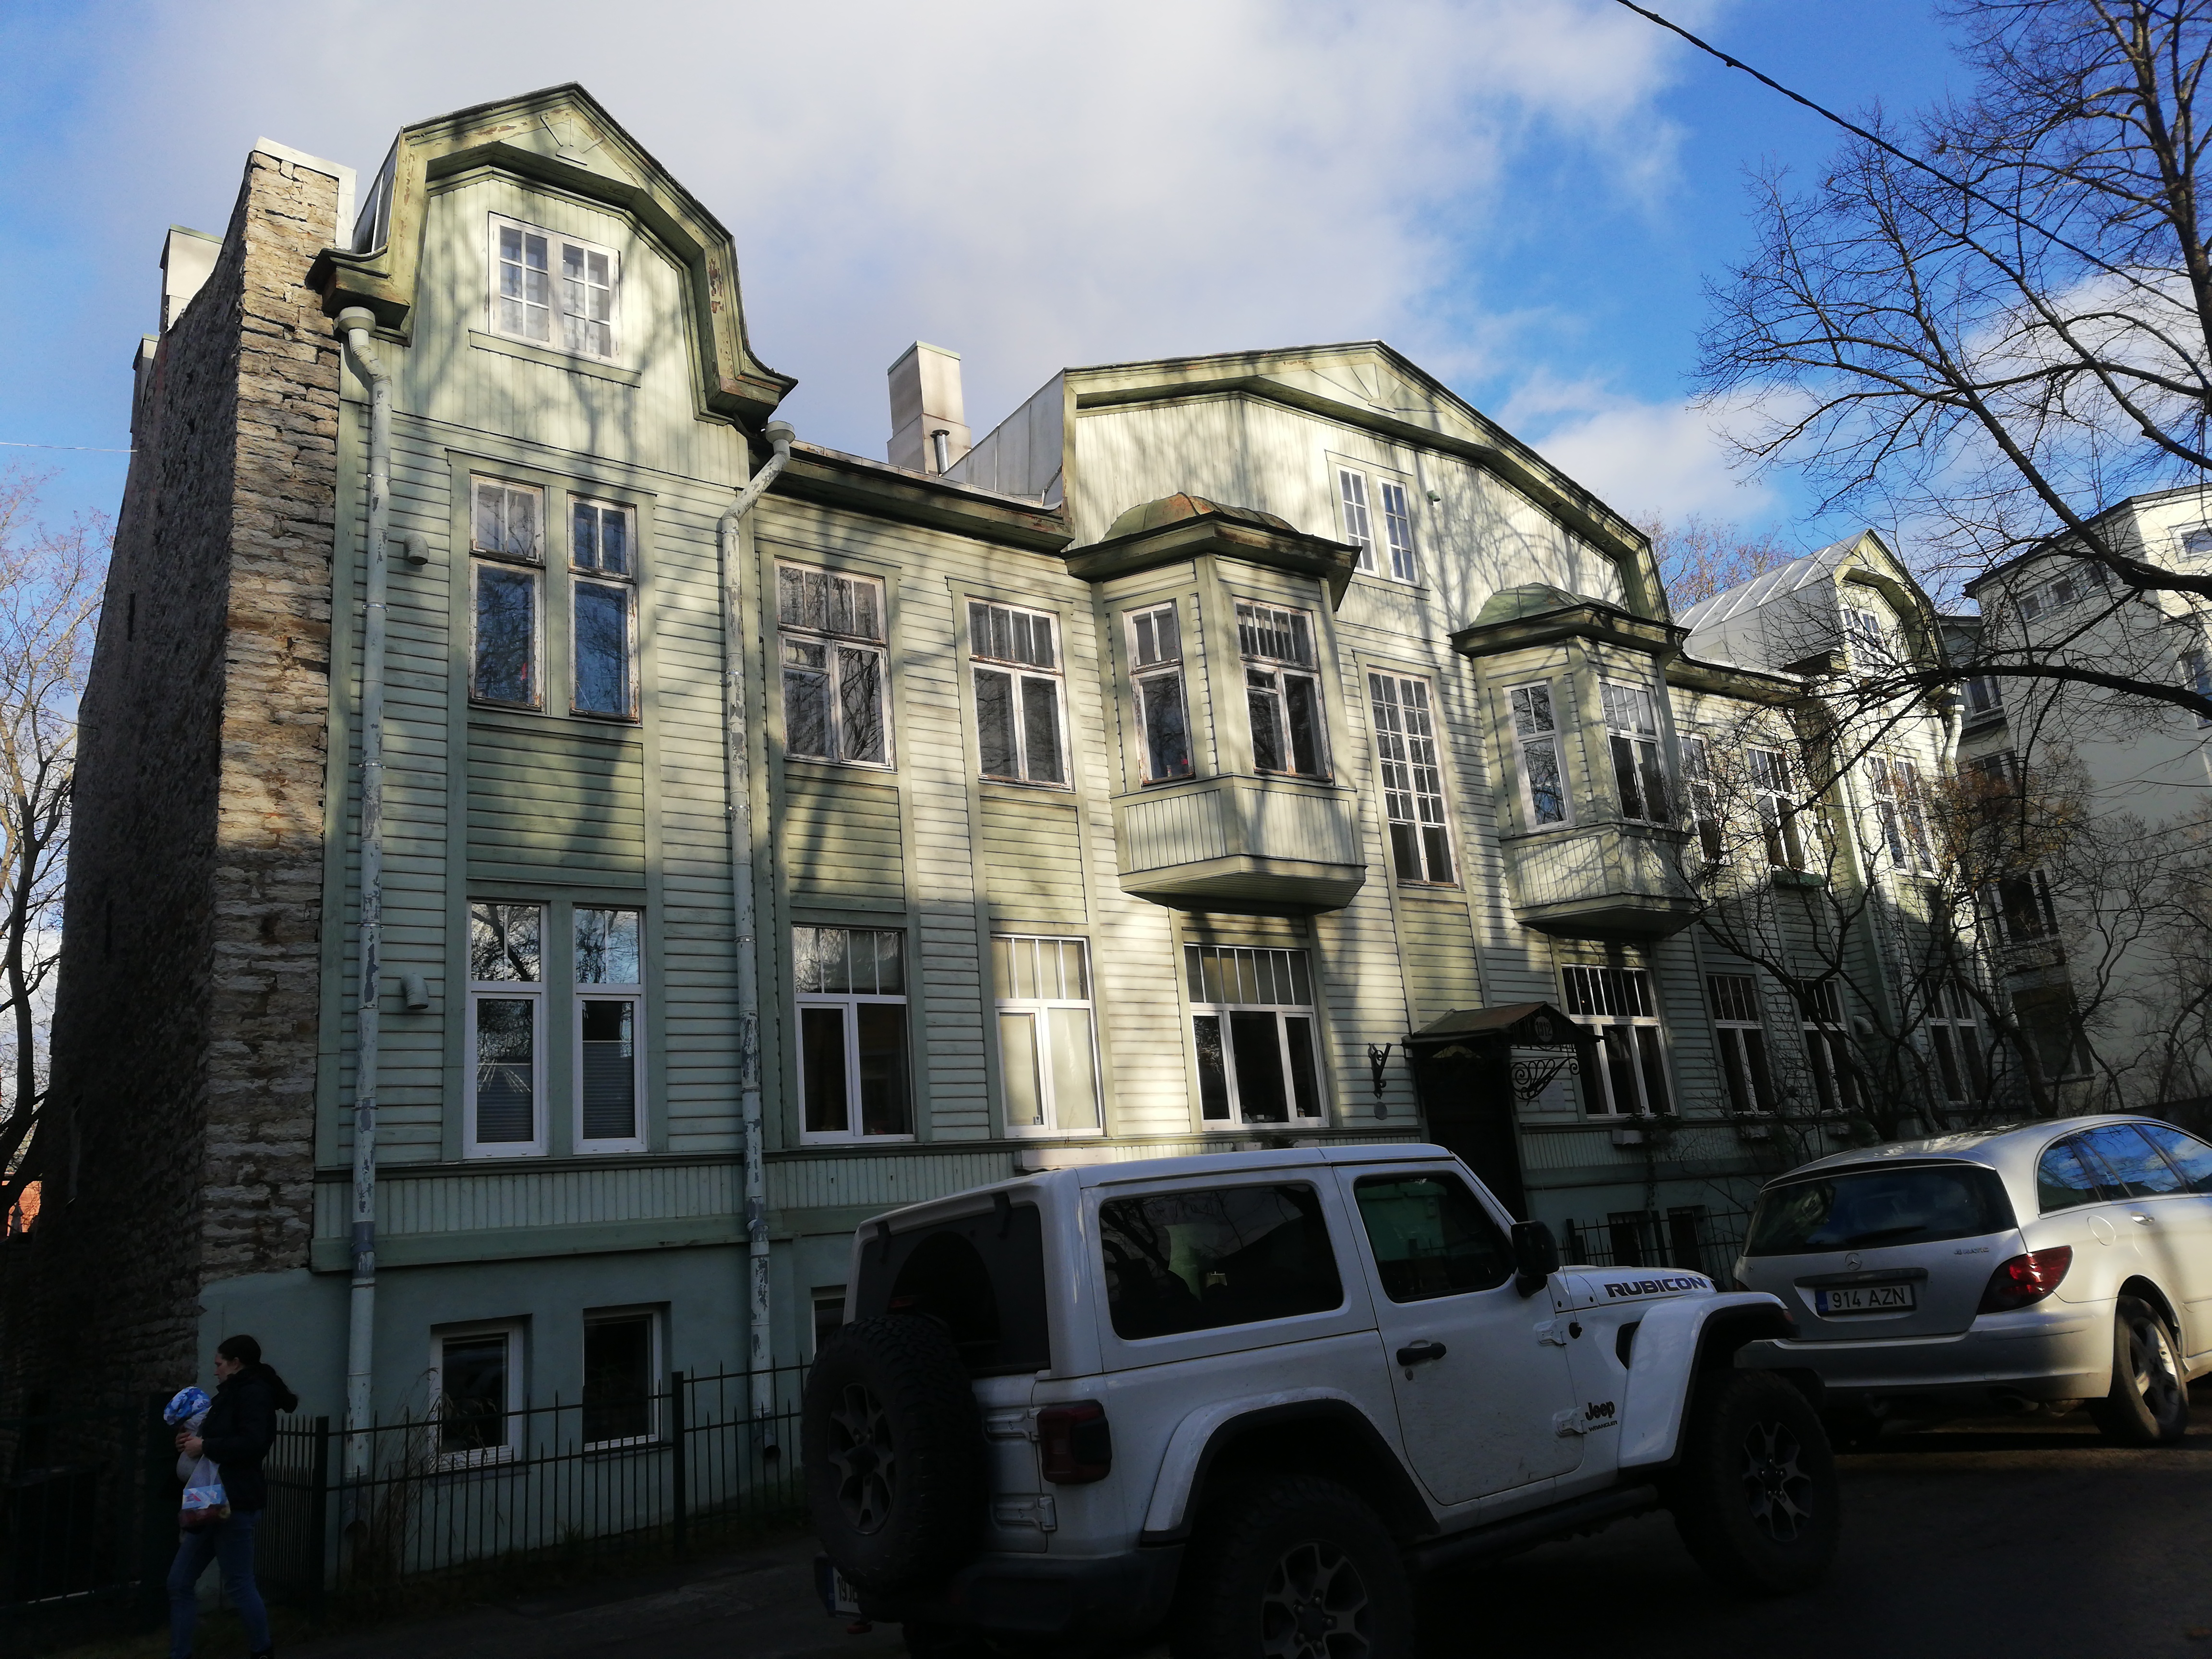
[1512,1221,1560,1298]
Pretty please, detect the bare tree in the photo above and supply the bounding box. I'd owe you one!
[0,469,103,1226]
[1635,513,1797,610]
[1698,0,2212,720]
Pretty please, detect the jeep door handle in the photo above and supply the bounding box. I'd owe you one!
[1395,1340,1448,1366]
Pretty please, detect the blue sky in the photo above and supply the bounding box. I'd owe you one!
[0,1,1965,550]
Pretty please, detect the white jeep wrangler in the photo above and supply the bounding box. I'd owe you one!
[804,1144,1835,1657]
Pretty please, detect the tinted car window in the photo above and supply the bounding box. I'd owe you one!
[1100,1183,1343,1340]
[1746,1164,2014,1256]
[2080,1124,2188,1197]
[1352,1174,1512,1302]
[2136,1124,2212,1195]
[2037,1139,2112,1213]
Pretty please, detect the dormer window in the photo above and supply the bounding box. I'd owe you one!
[489,215,621,361]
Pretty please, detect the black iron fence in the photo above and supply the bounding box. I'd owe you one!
[262,1362,810,1603]
[1562,1206,1754,1281]
[0,1397,173,1636]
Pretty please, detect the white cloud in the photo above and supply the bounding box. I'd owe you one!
[1503,374,1782,527]
[72,0,1720,457]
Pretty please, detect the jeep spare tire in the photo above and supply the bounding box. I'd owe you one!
[804,1313,987,1596]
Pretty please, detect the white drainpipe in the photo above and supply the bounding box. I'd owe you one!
[718,421,796,1438]
[334,306,389,1482]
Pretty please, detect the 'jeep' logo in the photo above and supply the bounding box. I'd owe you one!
[1584,1400,1617,1422]
[1600,1274,1708,1298]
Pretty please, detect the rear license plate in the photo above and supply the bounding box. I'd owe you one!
[1815,1283,1917,1315]
[814,1555,862,1617]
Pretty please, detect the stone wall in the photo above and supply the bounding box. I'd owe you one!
[3,150,339,1402]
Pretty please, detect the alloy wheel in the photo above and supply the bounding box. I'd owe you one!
[2127,1313,2184,1423]
[1259,1538,1373,1659]
[826,1382,897,1534]
[1739,1418,1814,1542]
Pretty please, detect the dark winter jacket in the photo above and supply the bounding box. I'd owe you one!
[197,1365,299,1513]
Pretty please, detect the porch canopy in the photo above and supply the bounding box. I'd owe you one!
[1407,1001,1594,1051]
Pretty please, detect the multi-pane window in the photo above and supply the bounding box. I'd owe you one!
[1963,674,2003,722]
[468,902,544,1156]
[1748,747,1804,868]
[1681,737,1725,863]
[1799,981,1858,1113]
[1562,965,1671,1116]
[1336,469,1418,582]
[1238,603,1328,777]
[1927,981,1985,1106]
[1128,603,1193,781]
[1368,673,1453,883]
[2184,650,2212,727]
[795,926,911,1139]
[1601,683,1670,825]
[433,1324,522,1467]
[780,565,890,766]
[489,215,620,361]
[993,936,1102,1135]
[1870,756,1935,872]
[471,479,543,708]
[570,499,636,720]
[1843,605,1887,665]
[1508,682,1569,827]
[1707,973,1775,1115]
[1985,871,2059,944]
[970,602,1065,785]
[1186,946,1325,1128]
[575,908,644,1152]
[582,1309,660,1449]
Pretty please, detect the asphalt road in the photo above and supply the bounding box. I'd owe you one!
[289,1385,2212,1659]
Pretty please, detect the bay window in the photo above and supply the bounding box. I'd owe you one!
[1238,601,1327,777]
[1128,602,1193,781]
[1600,682,1670,824]
[1508,681,1569,827]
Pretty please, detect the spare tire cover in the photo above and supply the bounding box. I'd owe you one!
[804,1313,987,1595]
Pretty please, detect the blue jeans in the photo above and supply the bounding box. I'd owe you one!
[167,1508,268,1659]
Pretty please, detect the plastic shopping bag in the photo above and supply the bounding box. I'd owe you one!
[179,1455,229,1530]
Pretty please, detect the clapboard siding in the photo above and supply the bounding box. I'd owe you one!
[980,792,1086,922]
[467,722,647,879]
[783,773,905,906]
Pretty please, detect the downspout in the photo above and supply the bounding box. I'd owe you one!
[718,421,796,1440]
[335,306,391,1485]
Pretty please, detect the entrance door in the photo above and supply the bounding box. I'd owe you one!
[1412,1045,1527,1218]
[1340,1166,1581,1506]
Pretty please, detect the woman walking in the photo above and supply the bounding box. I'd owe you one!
[170,1334,298,1659]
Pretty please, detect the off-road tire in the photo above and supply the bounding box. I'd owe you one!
[1169,1473,1413,1659]
[803,1313,987,1596]
[2089,1296,2189,1447]
[1670,1370,1839,1597]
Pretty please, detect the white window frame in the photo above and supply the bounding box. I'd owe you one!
[1184,945,1328,1130]
[1707,973,1775,1115]
[486,213,623,362]
[1963,673,2004,721]
[1237,601,1330,779]
[569,497,638,722]
[795,926,914,1143]
[993,935,1104,1138]
[969,601,1069,787]
[1335,466,1418,583]
[573,906,647,1154]
[1843,604,1888,666]
[1127,602,1194,783]
[466,902,547,1159]
[1984,870,2060,945]
[779,564,893,769]
[1368,671,1454,884]
[1562,965,1672,1117]
[1748,746,1805,869]
[469,478,545,711]
[1600,681,1671,826]
[1681,735,1725,864]
[580,1305,663,1450]
[2184,648,2212,728]
[1870,755,1935,873]
[429,1322,525,1470]
[1508,680,1571,829]
[1800,981,1858,1114]
[1927,981,1984,1106]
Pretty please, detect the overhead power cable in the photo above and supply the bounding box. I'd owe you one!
[0,442,134,454]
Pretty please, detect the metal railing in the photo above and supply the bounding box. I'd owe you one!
[262,1362,811,1603]
[1561,1208,1753,1281]
[0,1397,172,1635]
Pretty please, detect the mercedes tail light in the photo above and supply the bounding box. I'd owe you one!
[1978,1247,2072,1313]
[1037,1401,1112,1484]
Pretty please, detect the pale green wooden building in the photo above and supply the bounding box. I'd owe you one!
[72,84,1975,1425]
